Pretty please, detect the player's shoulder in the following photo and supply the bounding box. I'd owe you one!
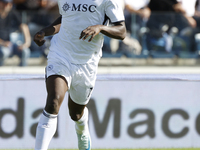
[103,0,116,3]
[104,0,124,5]
[104,0,124,8]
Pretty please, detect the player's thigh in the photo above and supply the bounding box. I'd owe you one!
[46,75,68,110]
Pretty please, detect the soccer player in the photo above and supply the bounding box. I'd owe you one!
[33,0,126,150]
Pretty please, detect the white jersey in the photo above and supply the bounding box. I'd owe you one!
[48,0,125,64]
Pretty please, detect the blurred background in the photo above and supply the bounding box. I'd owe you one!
[0,0,200,69]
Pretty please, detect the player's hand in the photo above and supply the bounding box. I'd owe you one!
[34,31,46,46]
[79,25,101,42]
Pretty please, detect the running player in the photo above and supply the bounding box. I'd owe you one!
[33,0,126,149]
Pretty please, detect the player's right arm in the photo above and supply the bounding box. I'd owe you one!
[34,15,62,46]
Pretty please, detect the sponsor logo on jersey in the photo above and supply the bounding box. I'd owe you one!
[62,2,71,12]
[62,2,97,13]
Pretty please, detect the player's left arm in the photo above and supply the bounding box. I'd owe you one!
[79,21,126,42]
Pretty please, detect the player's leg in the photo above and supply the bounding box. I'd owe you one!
[68,61,98,150]
[35,75,68,150]
[45,75,68,114]
[68,96,91,150]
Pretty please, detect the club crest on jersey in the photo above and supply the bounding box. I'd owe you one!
[47,65,53,71]
[62,2,70,12]
[62,2,97,13]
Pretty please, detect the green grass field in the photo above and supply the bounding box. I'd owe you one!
[44,149,200,150]
[2,148,200,150]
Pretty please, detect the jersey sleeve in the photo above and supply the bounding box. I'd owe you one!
[105,0,125,23]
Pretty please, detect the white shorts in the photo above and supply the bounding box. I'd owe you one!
[45,58,99,105]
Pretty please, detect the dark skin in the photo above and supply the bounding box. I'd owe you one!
[34,15,126,121]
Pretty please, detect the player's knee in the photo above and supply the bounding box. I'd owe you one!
[45,96,62,114]
[69,112,82,121]
[45,100,59,114]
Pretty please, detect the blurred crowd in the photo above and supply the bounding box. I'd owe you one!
[0,0,59,66]
[0,0,200,66]
[104,0,200,59]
